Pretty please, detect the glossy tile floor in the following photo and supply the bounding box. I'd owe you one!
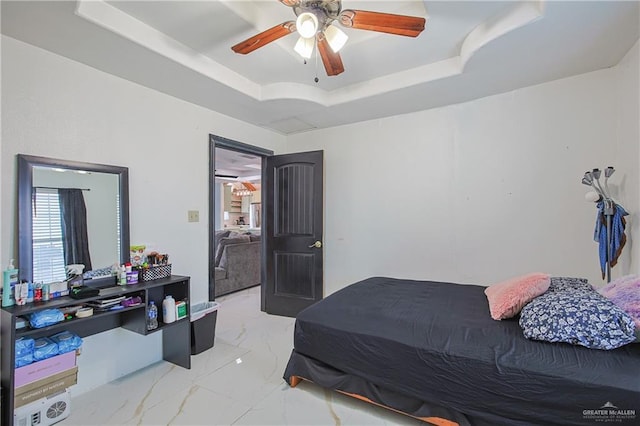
[65,287,421,425]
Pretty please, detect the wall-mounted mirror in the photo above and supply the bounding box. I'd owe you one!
[18,154,130,287]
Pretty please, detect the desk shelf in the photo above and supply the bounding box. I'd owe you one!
[1,275,191,426]
[142,316,189,335]
[15,303,145,339]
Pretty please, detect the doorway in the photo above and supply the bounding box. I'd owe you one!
[209,135,272,301]
[209,134,325,317]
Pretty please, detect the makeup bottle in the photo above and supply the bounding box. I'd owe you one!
[2,259,18,307]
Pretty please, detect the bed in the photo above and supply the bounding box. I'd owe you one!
[283,277,640,425]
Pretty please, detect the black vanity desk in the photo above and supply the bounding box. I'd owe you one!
[1,275,191,425]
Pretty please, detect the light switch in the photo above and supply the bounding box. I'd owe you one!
[188,210,199,223]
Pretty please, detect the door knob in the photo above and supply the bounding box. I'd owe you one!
[308,241,322,248]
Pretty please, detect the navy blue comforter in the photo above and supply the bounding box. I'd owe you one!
[290,277,640,425]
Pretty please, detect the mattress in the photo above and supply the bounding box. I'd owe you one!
[284,277,640,425]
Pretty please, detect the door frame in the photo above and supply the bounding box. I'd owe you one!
[209,134,273,300]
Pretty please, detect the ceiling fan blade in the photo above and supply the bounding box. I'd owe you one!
[339,9,426,37]
[242,182,258,191]
[279,0,300,6]
[317,36,344,76]
[231,21,296,54]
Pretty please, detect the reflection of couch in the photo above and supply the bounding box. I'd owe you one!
[210,231,261,299]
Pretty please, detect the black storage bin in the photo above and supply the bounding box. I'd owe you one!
[190,301,220,355]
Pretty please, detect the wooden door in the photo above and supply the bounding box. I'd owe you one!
[262,150,324,317]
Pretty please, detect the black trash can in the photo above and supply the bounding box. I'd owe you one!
[190,301,220,355]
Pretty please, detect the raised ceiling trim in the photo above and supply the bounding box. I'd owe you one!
[75,0,261,98]
[76,0,545,108]
[460,1,544,68]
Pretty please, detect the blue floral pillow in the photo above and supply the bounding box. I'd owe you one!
[547,276,593,293]
[519,286,636,350]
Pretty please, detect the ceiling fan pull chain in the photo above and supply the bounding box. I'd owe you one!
[314,41,320,83]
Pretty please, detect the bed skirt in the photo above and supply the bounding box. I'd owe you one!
[283,349,492,426]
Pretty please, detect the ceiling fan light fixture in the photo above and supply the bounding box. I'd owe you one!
[231,1,427,77]
[324,23,348,53]
[296,12,319,38]
[294,36,315,59]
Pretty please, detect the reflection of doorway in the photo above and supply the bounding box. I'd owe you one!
[209,135,272,301]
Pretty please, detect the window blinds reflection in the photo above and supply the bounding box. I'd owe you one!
[32,188,66,283]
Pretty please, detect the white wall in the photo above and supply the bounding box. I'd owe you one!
[613,40,640,276]
[1,35,286,394]
[287,44,640,296]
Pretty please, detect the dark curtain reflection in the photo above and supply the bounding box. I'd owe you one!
[59,188,92,271]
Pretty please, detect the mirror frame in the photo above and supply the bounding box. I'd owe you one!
[17,154,130,283]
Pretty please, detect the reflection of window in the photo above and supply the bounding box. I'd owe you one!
[32,188,66,283]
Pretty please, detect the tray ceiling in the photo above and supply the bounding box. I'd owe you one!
[2,1,638,134]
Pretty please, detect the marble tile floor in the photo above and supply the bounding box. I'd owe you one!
[65,286,422,425]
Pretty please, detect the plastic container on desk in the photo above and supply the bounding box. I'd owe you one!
[162,295,176,324]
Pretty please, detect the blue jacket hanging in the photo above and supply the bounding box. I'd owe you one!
[594,201,628,279]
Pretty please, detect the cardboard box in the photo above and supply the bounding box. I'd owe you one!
[14,366,78,408]
[14,351,77,388]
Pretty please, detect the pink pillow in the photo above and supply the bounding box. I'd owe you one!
[484,273,550,320]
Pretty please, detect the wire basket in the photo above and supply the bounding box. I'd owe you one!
[138,264,172,282]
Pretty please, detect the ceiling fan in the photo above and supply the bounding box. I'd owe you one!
[231,0,426,77]
[215,173,238,179]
